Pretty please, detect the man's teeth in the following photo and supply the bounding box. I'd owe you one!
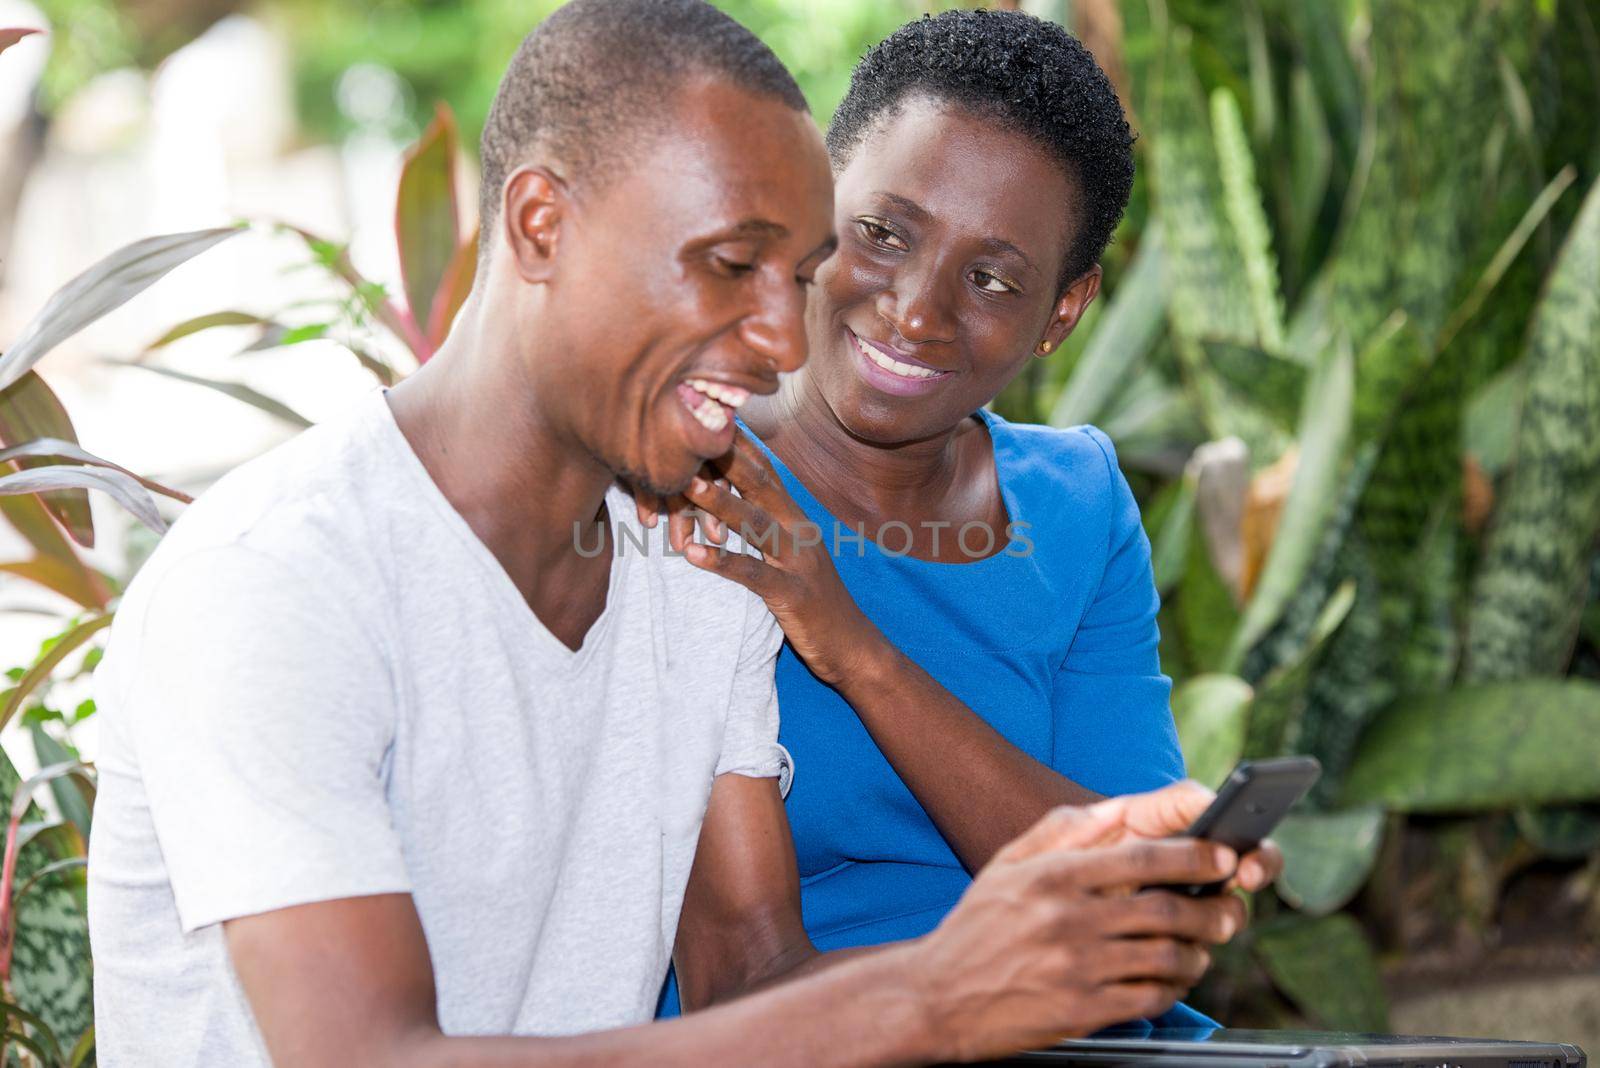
[854,335,940,379]
[685,378,749,408]
[691,393,728,431]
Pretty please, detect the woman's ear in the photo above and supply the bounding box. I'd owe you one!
[1034,264,1103,356]
[502,166,568,284]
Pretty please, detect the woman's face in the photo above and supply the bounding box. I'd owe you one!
[804,94,1096,444]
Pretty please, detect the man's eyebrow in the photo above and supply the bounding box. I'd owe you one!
[725,219,789,240]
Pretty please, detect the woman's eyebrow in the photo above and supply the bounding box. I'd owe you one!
[976,236,1038,275]
[874,192,931,223]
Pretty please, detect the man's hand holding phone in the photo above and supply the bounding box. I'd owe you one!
[903,781,1287,1062]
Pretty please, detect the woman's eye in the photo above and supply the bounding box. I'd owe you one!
[971,270,1017,295]
[714,255,756,276]
[857,219,907,251]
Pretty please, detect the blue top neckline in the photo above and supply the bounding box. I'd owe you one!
[738,408,1025,571]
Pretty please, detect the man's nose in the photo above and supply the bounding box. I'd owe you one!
[737,280,809,376]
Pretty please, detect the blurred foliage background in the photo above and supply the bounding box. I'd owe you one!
[0,0,1597,1062]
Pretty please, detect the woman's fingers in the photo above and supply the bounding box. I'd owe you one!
[684,540,775,596]
[1088,889,1244,945]
[683,476,780,553]
[633,489,663,528]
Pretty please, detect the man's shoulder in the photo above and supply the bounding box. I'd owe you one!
[127,394,394,610]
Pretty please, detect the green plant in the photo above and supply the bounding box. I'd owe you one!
[1010,0,1600,1032]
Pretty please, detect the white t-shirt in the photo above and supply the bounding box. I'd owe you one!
[87,388,787,1065]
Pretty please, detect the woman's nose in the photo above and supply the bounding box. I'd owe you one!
[875,262,957,344]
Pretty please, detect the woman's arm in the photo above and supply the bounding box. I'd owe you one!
[675,430,1111,872]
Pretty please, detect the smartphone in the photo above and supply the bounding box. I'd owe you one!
[1175,756,1321,896]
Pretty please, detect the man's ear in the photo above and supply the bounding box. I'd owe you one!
[502,166,567,284]
[1034,264,1103,357]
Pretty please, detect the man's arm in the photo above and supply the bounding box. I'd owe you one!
[225,782,1251,1067]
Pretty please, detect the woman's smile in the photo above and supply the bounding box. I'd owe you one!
[846,327,955,397]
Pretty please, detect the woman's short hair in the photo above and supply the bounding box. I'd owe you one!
[827,9,1135,288]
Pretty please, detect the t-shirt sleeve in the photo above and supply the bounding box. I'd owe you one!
[1050,426,1186,795]
[714,590,790,793]
[123,544,411,932]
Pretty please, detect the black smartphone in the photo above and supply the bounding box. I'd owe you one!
[1175,756,1321,896]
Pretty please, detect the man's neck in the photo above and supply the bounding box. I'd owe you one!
[383,291,617,646]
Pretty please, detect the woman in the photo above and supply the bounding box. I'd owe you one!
[651,9,1231,1028]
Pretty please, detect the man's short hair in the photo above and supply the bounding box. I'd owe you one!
[478,0,809,239]
[826,9,1135,288]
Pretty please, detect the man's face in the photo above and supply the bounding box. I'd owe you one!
[537,78,836,496]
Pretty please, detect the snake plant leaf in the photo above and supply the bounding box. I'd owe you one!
[1243,580,1356,759]
[1171,674,1253,789]
[1341,679,1600,811]
[1274,805,1385,917]
[0,226,243,394]
[0,749,91,1045]
[1050,232,1166,429]
[1149,27,1282,460]
[1226,335,1354,670]
[1464,172,1600,680]
[1211,88,1285,352]
[1201,340,1306,429]
[0,371,92,547]
[1284,64,1333,284]
[1254,912,1388,1032]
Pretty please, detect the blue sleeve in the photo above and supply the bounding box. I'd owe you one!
[1049,426,1186,796]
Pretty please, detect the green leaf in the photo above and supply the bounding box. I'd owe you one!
[108,360,313,429]
[1274,806,1384,916]
[1226,336,1354,669]
[1514,805,1600,859]
[1284,64,1332,278]
[1201,340,1306,429]
[32,726,91,839]
[1465,173,1600,680]
[0,615,112,733]
[1342,679,1600,811]
[0,226,243,392]
[68,1024,94,1068]
[1170,674,1252,789]
[0,464,168,534]
[1254,913,1388,1031]
[143,310,273,353]
[1050,232,1166,428]
[0,370,94,548]
[395,103,462,361]
[1244,580,1356,759]
[1211,88,1284,352]
[1144,477,1194,598]
[0,749,92,1044]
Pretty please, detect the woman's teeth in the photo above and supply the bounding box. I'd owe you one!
[852,333,941,379]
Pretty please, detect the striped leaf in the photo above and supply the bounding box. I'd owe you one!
[1464,172,1600,679]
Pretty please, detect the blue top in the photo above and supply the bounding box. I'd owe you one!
[659,410,1211,1030]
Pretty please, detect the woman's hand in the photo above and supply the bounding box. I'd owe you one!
[675,428,887,687]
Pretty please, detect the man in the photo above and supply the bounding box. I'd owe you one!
[87,1,1267,1064]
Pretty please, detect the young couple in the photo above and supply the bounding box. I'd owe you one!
[86,1,1280,1064]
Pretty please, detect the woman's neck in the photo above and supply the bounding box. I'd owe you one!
[748,368,984,528]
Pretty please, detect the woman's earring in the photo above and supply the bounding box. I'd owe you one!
[1036,340,1053,355]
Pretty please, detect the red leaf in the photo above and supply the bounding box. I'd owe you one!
[0,373,92,547]
[0,29,41,58]
[395,103,461,360]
